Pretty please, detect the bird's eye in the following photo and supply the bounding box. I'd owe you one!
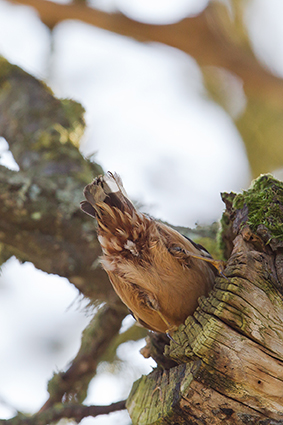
[168,245,191,266]
[174,247,184,252]
[168,246,186,255]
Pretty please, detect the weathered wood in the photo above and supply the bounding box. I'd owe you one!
[127,176,283,424]
[127,362,270,424]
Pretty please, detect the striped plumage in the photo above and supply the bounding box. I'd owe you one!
[81,172,218,335]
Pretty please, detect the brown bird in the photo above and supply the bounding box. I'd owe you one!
[80,172,223,336]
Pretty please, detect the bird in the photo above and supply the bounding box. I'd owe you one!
[80,172,224,336]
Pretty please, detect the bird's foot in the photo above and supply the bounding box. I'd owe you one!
[165,324,180,345]
[165,331,180,345]
[155,311,180,345]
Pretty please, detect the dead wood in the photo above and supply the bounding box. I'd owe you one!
[127,175,283,424]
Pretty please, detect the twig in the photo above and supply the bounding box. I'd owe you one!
[0,400,126,425]
[41,301,127,411]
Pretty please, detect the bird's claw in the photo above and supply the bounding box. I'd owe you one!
[166,331,181,345]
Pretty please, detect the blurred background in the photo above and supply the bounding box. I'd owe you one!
[1,0,283,423]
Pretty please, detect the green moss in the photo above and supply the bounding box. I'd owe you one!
[233,174,283,240]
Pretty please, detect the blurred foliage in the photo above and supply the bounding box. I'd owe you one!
[236,100,283,176]
[197,1,283,178]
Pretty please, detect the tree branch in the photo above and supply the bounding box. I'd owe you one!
[8,0,283,107]
[0,58,114,299]
[0,57,87,173]
[1,400,126,425]
[41,301,127,411]
[8,0,283,176]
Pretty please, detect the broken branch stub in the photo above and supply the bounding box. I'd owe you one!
[127,175,283,425]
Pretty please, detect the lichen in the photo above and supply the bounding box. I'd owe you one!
[31,212,42,220]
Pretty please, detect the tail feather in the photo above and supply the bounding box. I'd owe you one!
[81,172,154,258]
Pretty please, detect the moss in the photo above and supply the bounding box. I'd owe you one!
[217,228,227,259]
[233,174,283,241]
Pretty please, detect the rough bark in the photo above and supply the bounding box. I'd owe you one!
[127,175,283,424]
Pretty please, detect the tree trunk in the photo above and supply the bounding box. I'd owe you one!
[127,176,283,424]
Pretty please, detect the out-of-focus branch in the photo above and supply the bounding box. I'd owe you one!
[41,301,128,410]
[0,58,113,299]
[8,0,283,107]
[9,0,283,176]
[0,163,109,299]
[2,400,126,425]
[0,57,87,173]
